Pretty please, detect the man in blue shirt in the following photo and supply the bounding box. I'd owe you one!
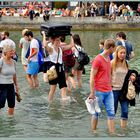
[116,32,134,61]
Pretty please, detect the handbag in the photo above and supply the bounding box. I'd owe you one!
[46,48,59,81]
[126,81,136,100]
[47,65,58,81]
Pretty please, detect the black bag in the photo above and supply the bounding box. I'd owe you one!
[136,74,140,94]
[78,51,90,65]
[40,23,72,37]
[75,46,90,65]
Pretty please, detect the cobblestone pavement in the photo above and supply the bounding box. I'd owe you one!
[0,15,140,24]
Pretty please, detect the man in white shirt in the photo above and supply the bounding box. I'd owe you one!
[0,31,16,49]
[0,31,17,61]
[24,30,40,88]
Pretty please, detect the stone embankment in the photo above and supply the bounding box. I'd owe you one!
[0,15,140,31]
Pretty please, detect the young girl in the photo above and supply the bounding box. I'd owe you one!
[72,34,84,88]
[111,45,129,129]
[111,45,139,129]
[42,31,74,102]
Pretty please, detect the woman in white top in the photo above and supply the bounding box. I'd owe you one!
[111,45,129,129]
[42,31,74,102]
[0,44,19,117]
[19,29,30,71]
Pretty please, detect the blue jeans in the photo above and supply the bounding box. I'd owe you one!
[113,90,129,120]
[93,90,115,119]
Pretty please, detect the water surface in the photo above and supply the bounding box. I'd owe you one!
[0,30,140,137]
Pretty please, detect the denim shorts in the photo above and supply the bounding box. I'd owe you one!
[92,90,115,119]
[0,84,15,108]
[113,90,129,120]
[26,61,39,75]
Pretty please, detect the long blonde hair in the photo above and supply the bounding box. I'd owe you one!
[111,45,128,71]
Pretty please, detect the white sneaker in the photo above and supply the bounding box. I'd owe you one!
[85,98,95,115]
[94,97,101,113]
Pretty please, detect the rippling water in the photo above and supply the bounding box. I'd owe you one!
[0,30,140,137]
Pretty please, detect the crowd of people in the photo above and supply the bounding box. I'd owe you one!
[0,29,139,136]
[0,2,139,22]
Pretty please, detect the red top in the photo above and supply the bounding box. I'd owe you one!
[92,54,112,92]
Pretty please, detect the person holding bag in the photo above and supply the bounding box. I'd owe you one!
[0,44,20,117]
[42,31,74,103]
[111,45,139,131]
[89,39,116,135]
[111,46,129,130]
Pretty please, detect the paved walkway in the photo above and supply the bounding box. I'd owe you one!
[0,15,140,30]
[1,15,140,24]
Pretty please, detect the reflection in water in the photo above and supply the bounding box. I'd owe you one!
[0,30,140,137]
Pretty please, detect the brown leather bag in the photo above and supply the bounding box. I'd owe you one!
[126,81,136,100]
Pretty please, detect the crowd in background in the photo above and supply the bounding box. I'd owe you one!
[0,2,140,21]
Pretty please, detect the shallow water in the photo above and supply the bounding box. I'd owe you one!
[0,30,140,137]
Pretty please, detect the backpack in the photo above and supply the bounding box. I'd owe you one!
[75,45,90,65]
[63,49,75,67]
[37,39,44,66]
[136,74,140,94]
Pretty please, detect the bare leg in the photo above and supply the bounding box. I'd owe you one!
[48,85,57,103]
[43,73,48,83]
[120,119,127,129]
[91,116,98,133]
[33,74,39,87]
[107,119,115,135]
[77,70,83,88]
[65,73,71,92]
[23,65,27,71]
[60,87,67,99]
[26,74,34,88]
[72,69,77,76]
[68,76,76,90]
[8,108,14,117]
